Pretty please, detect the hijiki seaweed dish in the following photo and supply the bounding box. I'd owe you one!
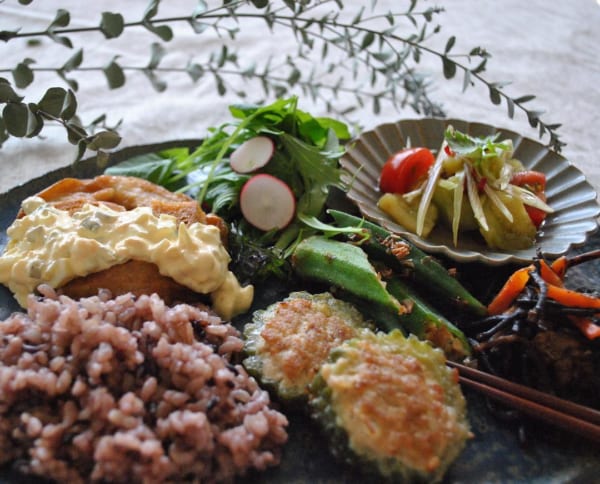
[0,98,599,483]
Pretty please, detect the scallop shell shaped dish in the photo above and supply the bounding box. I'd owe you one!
[340,118,600,265]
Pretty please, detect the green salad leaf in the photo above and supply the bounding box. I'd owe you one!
[444,127,512,163]
[106,96,362,281]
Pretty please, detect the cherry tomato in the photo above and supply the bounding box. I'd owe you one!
[510,170,546,192]
[525,205,547,228]
[510,170,548,228]
[379,147,435,194]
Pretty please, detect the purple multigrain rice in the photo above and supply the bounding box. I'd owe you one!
[0,286,288,483]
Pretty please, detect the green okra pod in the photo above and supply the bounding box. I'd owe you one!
[327,209,487,316]
[386,277,471,360]
[291,235,404,317]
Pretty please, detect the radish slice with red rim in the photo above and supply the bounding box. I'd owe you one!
[229,136,275,173]
[240,174,296,231]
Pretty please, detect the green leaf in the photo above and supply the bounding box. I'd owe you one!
[287,68,301,86]
[189,2,209,34]
[373,95,381,115]
[461,69,471,92]
[514,94,536,104]
[148,24,173,41]
[143,69,167,92]
[361,31,375,50]
[217,45,229,68]
[0,29,20,42]
[444,127,506,159]
[298,213,369,241]
[94,149,110,168]
[444,35,456,54]
[47,9,72,48]
[57,70,78,91]
[48,8,70,29]
[489,86,501,105]
[19,0,34,4]
[372,51,392,63]
[215,73,226,96]
[471,58,487,74]
[75,139,87,160]
[442,56,456,79]
[250,0,269,7]
[38,87,77,120]
[100,12,125,39]
[66,120,87,144]
[186,61,204,82]
[3,103,37,137]
[194,0,208,15]
[527,110,544,128]
[142,0,173,41]
[0,116,8,146]
[12,59,35,88]
[352,6,364,25]
[86,130,122,151]
[26,104,45,138]
[105,152,179,187]
[47,32,72,48]
[188,19,208,34]
[103,58,126,89]
[37,87,67,117]
[147,42,166,69]
[0,82,24,103]
[506,98,515,119]
[61,48,83,72]
[143,0,160,22]
[61,90,77,120]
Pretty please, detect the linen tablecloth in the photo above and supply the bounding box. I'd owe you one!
[0,0,599,196]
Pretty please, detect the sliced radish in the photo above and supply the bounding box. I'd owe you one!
[229,136,275,173]
[240,174,296,231]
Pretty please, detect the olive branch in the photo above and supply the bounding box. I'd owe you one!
[0,0,564,161]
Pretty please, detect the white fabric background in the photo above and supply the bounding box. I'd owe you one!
[0,0,599,197]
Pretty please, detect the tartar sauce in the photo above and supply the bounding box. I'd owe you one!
[0,197,254,319]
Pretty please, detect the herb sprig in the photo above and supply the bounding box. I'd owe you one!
[0,0,564,160]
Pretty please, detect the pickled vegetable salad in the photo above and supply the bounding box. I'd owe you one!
[404,127,553,250]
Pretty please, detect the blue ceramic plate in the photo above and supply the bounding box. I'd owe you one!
[1,141,599,483]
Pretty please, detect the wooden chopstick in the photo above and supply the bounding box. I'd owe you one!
[447,360,600,443]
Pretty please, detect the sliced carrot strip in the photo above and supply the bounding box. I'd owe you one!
[539,260,564,287]
[546,284,600,309]
[550,256,568,282]
[569,316,600,340]
[487,266,532,315]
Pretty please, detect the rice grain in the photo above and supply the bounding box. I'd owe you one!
[0,288,288,483]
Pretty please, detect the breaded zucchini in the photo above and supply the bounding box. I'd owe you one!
[243,291,371,402]
[309,330,471,483]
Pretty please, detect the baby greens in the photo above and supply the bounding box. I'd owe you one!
[106,96,363,282]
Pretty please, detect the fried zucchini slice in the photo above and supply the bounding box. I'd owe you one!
[309,330,471,483]
[243,291,372,403]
